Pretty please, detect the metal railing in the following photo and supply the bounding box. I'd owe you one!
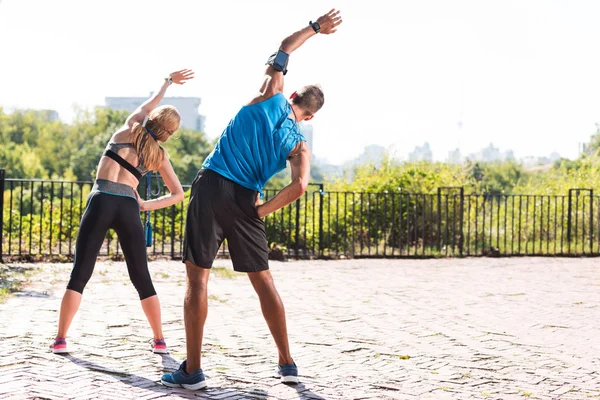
[1,169,599,261]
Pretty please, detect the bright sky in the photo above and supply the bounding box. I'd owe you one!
[2,0,600,164]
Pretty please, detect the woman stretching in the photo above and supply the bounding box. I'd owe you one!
[50,69,194,354]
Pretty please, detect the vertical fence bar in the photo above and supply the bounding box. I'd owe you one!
[170,205,176,259]
[452,194,457,255]
[29,181,34,254]
[49,182,54,255]
[294,198,300,258]
[19,182,24,255]
[428,194,434,255]
[8,181,13,255]
[413,197,418,256]
[546,196,550,255]
[383,194,388,256]
[422,195,427,256]
[482,196,486,254]
[304,191,309,258]
[504,195,508,255]
[59,183,64,255]
[391,194,395,256]
[39,182,44,254]
[0,170,4,262]
[459,189,464,256]
[475,196,479,255]
[68,182,74,254]
[590,190,594,254]
[399,194,403,255]
[467,195,472,255]
[554,196,557,255]
[374,193,379,256]
[351,193,355,257]
[318,184,324,258]
[561,196,565,255]
[575,191,579,253]
[511,196,515,255]
[437,189,442,252]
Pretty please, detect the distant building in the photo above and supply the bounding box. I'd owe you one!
[447,148,462,164]
[105,94,205,132]
[299,123,314,151]
[408,142,433,162]
[23,109,59,122]
[467,143,513,162]
[358,144,386,165]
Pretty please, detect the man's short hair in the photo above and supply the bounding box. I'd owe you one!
[292,85,325,115]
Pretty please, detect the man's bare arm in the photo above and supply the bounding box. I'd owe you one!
[252,9,343,103]
[255,142,311,218]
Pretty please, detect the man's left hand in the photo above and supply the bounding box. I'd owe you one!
[316,9,343,34]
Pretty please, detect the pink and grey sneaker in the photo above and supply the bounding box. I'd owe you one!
[50,337,68,354]
[151,339,168,354]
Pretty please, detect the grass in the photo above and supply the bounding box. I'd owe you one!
[208,294,228,304]
[398,355,410,360]
[212,266,242,279]
[155,272,170,279]
[0,287,12,303]
[0,265,39,303]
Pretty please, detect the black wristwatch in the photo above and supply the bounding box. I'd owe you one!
[309,20,320,33]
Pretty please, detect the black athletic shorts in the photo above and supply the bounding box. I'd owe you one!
[183,169,269,272]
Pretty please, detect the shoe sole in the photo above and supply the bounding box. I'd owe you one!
[52,348,69,354]
[152,348,168,354]
[161,379,207,390]
[281,375,299,384]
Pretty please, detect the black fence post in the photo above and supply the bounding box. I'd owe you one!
[294,198,300,259]
[170,205,176,259]
[0,169,4,263]
[437,188,442,252]
[567,190,573,243]
[590,190,594,254]
[459,187,465,256]
[318,184,324,258]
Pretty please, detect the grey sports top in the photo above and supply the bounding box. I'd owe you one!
[105,142,149,177]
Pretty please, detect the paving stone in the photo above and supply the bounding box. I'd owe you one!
[1,258,599,399]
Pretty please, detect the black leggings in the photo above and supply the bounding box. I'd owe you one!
[67,191,157,300]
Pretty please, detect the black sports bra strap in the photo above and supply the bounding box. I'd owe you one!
[103,149,143,181]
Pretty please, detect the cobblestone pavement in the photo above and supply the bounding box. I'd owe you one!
[0,258,599,400]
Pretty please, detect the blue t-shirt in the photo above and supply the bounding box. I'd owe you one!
[203,93,306,193]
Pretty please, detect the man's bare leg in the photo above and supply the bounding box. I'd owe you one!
[184,261,211,374]
[248,270,293,365]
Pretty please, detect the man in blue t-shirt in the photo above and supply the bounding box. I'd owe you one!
[161,9,343,390]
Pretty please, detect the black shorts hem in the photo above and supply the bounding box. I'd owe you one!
[182,255,215,269]
[232,264,269,273]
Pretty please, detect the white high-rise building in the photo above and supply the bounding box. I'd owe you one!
[105,94,205,132]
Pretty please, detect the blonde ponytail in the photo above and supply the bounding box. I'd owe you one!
[131,105,181,171]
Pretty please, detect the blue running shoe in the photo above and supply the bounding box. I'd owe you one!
[277,363,299,384]
[161,360,207,390]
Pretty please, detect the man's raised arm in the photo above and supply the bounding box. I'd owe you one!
[256,9,343,100]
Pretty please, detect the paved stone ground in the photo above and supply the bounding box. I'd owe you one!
[0,258,599,400]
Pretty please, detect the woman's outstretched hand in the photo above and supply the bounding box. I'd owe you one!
[169,69,195,85]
